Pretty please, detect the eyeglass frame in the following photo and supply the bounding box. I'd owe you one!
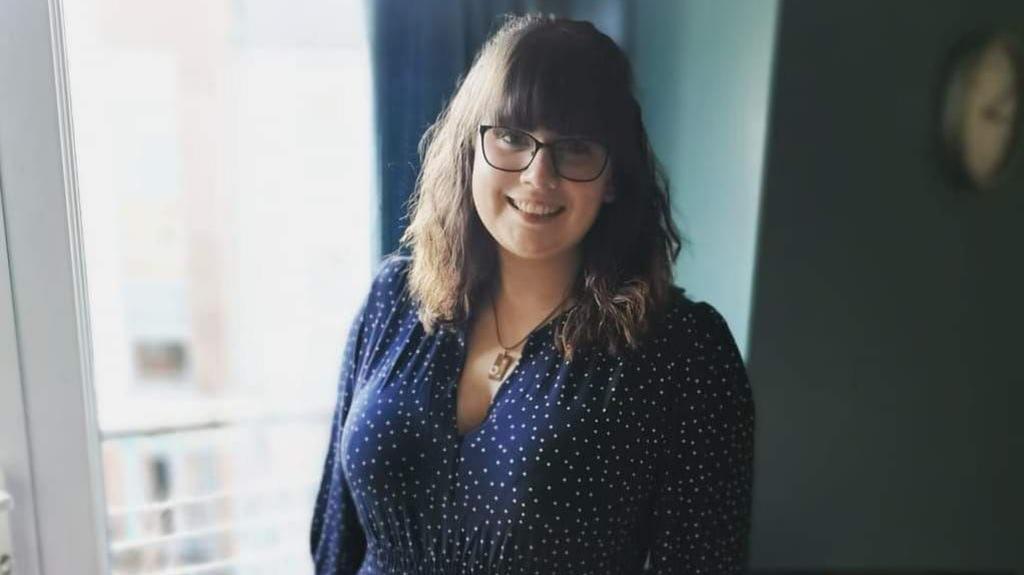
[478,125,611,183]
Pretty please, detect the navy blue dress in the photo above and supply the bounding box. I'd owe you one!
[310,255,755,574]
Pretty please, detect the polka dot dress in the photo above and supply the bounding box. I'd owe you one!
[310,255,755,574]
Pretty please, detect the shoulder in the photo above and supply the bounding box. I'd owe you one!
[643,286,749,388]
[644,286,734,346]
[372,252,412,292]
[645,287,754,427]
[662,288,740,353]
[365,253,413,310]
[351,253,414,342]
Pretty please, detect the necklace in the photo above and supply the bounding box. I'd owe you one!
[488,288,573,381]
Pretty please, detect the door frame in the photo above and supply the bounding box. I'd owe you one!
[0,0,110,572]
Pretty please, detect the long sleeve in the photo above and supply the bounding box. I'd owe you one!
[310,296,370,575]
[647,302,756,574]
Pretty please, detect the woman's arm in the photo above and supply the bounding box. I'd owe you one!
[310,294,370,574]
[647,302,756,574]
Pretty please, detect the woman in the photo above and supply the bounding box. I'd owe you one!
[311,14,755,575]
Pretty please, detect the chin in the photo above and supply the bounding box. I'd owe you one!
[498,242,576,262]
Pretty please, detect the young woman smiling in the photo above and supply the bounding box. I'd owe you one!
[311,14,755,575]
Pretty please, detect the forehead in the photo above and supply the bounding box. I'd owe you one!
[528,126,569,140]
[488,91,607,142]
[486,64,612,142]
[477,21,636,147]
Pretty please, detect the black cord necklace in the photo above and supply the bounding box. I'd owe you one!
[487,289,572,381]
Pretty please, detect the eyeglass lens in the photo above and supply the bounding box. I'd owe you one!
[482,127,607,181]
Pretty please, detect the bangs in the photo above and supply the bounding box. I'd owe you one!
[491,25,628,143]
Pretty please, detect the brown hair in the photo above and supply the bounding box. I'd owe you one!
[398,13,685,360]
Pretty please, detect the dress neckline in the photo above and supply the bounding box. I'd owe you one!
[453,300,577,347]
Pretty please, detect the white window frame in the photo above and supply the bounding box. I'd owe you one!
[0,0,110,572]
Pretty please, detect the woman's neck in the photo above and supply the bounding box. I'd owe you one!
[492,248,580,319]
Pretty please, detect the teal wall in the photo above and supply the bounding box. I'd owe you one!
[630,0,780,359]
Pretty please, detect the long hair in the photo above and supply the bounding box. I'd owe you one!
[399,13,685,360]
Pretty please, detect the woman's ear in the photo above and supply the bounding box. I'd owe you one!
[603,187,616,203]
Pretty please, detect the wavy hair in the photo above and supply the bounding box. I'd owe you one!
[399,13,685,360]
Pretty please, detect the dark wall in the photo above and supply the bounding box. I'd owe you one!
[748,0,1023,572]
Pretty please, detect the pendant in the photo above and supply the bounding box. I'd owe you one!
[488,349,515,381]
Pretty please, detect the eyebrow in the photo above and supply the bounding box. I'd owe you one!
[514,127,593,141]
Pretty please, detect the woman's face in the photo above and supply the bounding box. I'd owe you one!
[471,125,614,263]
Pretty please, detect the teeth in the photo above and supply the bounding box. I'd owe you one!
[510,198,562,216]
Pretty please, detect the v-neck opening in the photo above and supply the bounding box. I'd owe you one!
[451,320,555,442]
[450,303,574,443]
[452,346,524,442]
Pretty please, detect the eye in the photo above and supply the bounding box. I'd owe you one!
[492,128,531,148]
[559,139,597,157]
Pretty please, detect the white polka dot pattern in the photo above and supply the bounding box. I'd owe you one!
[310,255,755,574]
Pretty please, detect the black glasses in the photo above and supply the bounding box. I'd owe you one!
[479,125,610,182]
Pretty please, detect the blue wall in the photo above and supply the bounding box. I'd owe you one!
[630,0,779,359]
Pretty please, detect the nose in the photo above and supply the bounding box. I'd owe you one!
[521,146,559,189]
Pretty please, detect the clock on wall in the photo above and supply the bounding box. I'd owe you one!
[940,32,1022,192]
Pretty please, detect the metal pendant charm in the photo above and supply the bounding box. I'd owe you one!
[488,350,515,381]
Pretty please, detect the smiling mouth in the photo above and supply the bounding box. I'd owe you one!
[506,196,565,217]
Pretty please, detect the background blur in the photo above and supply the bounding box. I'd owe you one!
[61,0,374,572]
[17,0,1024,573]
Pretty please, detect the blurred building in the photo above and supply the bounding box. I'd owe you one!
[62,0,375,572]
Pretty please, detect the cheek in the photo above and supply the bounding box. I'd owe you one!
[471,168,512,238]
[563,182,612,238]
[470,154,492,210]
[471,153,518,213]
[569,183,610,221]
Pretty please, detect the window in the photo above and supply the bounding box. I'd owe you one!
[53,0,376,572]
